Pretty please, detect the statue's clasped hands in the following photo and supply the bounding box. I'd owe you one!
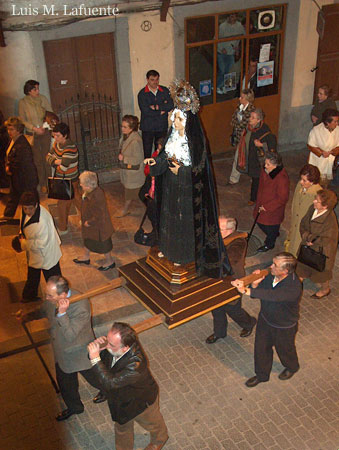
[169,161,180,175]
[144,158,156,166]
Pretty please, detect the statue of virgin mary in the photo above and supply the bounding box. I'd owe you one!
[145,80,231,279]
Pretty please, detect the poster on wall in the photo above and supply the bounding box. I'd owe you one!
[224,72,236,92]
[257,61,274,87]
[259,43,271,62]
[199,80,212,97]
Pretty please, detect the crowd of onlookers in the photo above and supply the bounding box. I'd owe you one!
[0,76,338,300]
[226,83,339,298]
[0,73,338,450]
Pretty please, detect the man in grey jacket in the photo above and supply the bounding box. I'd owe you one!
[20,275,104,420]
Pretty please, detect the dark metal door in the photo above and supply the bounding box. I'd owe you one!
[59,93,120,171]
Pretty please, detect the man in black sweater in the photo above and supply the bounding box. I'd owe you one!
[232,252,302,387]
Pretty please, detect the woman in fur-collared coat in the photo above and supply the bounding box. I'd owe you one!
[254,152,289,252]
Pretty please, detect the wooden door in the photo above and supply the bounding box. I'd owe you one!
[43,32,119,111]
[313,3,339,101]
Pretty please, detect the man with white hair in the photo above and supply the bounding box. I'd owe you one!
[206,216,256,344]
[232,252,302,387]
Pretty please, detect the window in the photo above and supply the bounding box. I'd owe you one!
[185,4,286,104]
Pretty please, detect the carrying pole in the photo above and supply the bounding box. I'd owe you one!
[21,321,60,394]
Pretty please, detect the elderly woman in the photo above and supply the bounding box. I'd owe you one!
[236,108,277,205]
[73,171,115,271]
[1,117,38,219]
[311,85,337,126]
[297,189,338,298]
[47,122,81,235]
[19,80,53,193]
[285,164,321,257]
[117,115,145,217]
[254,152,289,252]
[228,89,256,185]
[308,108,339,185]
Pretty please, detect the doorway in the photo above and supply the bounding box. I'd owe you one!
[43,32,120,170]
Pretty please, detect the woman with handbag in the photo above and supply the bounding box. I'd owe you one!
[73,171,115,271]
[47,122,82,235]
[296,189,338,299]
[285,164,322,257]
[116,115,145,218]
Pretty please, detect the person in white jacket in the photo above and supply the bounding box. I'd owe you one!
[18,191,62,302]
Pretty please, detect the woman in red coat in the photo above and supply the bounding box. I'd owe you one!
[254,152,289,252]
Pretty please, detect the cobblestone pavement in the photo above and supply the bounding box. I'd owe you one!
[0,148,338,449]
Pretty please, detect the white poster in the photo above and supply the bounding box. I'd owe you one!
[259,44,271,63]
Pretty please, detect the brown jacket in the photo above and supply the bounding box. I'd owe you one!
[81,187,114,242]
[297,205,338,283]
[223,231,247,278]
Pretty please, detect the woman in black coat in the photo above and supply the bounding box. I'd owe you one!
[2,117,38,219]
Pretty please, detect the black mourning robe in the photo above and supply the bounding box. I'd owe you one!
[150,111,232,278]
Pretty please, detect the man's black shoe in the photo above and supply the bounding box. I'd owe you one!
[257,245,273,253]
[205,334,222,344]
[240,317,257,338]
[245,376,265,388]
[73,258,90,265]
[56,409,84,421]
[98,262,116,271]
[278,368,298,381]
[93,391,107,404]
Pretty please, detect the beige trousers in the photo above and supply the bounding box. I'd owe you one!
[114,396,168,450]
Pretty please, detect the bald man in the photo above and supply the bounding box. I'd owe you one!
[206,217,256,344]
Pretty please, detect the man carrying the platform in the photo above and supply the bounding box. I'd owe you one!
[18,275,105,420]
[88,322,168,450]
[206,216,257,344]
[232,252,302,387]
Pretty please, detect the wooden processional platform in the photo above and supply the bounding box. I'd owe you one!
[118,246,240,329]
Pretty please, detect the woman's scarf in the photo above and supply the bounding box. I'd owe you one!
[237,121,263,171]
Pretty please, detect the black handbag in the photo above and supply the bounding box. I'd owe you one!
[297,239,327,272]
[48,175,74,200]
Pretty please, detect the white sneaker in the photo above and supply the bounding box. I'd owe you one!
[217,88,224,95]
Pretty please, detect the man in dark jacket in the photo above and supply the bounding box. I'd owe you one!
[138,70,173,158]
[206,217,256,344]
[1,116,38,219]
[88,322,168,450]
[232,252,302,387]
